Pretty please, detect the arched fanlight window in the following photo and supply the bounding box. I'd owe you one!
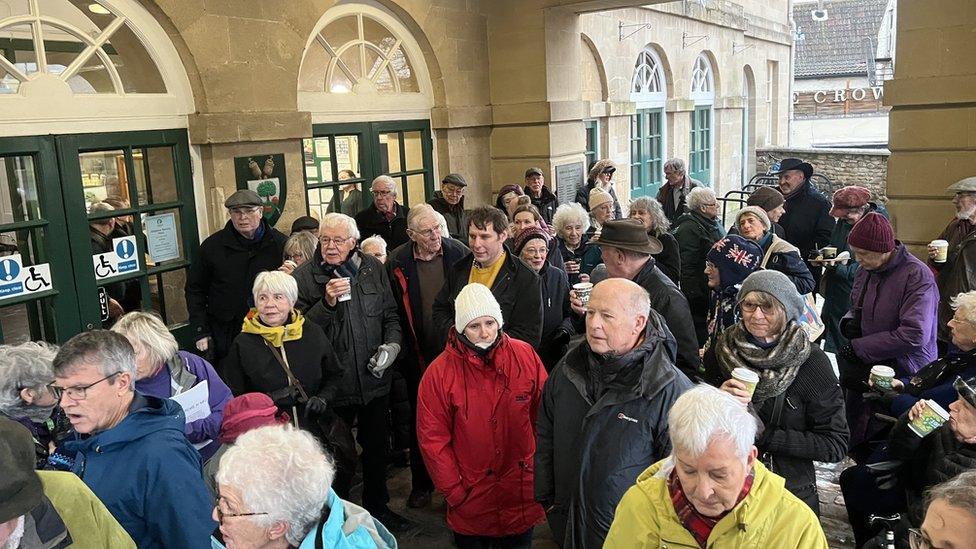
[299,12,418,95]
[690,53,714,104]
[0,0,166,95]
[630,48,666,107]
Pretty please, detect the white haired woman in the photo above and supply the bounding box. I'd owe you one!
[0,341,73,469]
[703,270,848,514]
[112,311,233,461]
[605,384,828,548]
[222,271,343,433]
[213,425,395,549]
[628,196,680,286]
[280,231,318,274]
[552,202,599,285]
[735,206,816,295]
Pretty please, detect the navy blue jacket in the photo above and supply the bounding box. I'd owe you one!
[66,394,215,549]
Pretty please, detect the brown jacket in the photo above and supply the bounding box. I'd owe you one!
[934,219,976,341]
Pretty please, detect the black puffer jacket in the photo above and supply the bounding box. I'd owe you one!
[354,202,411,251]
[432,248,542,348]
[654,231,681,287]
[293,249,402,407]
[888,412,976,525]
[778,181,835,290]
[535,309,693,549]
[703,343,849,512]
[632,257,703,381]
[672,211,725,329]
[538,262,574,371]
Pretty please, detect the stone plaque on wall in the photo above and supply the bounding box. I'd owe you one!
[555,162,584,205]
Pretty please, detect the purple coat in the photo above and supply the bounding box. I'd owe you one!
[135,350,233,461]
[847,244,938,376]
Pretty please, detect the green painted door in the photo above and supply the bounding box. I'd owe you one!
[689,106,712,185]
[0,130,198,346]
[629,108,664,198]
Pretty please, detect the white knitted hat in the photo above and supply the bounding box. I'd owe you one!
[454,283,504,333]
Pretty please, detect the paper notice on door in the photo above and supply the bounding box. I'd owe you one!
[170,380,211,423]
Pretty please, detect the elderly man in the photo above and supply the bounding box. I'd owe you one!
[930,177,976,349]
[387,203,469,509]
[0,417,136,548]
[536,278,692,548]
[604,385,828,548]
[428,173,469,240]
[585,218,701,381]
[524,167,558,224]
[773,157,835,289]
[0,342,73,470]
[432,206,542,348]
[355,175,410,251]
[185,189,288,364]
[51,330,215,548]
[672,187,725,345]
[292,213,407,531]
[655,158,701,224]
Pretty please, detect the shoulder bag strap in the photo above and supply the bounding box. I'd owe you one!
[263,340,309,402]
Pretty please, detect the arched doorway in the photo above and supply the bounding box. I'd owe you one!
[689,53,716,186]
[629,46,669,198]
[0,0,197,344]
[298,2,436,217]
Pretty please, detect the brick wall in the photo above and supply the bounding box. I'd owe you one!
[755,147,889,202]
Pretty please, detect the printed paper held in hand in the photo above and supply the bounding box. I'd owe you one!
[171,380,211,423]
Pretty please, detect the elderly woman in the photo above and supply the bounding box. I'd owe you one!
[213,425,395,548]
[820,186,889,352]
[587,188,615,236]
[0,341,72,469]
[628,196,680,286]
[280,231,318,275]
[704,270,848,514]
[512,203,563,270]
[495,184,526,219]
[360,235,388,264]
[735,206,815,294]
[552,202,600,285]
[702,235,763,352]
[576,159,622,220]
[221,271,342,433]
[110,311,232,461]
[673,187,726,345]
[513,227,573,370]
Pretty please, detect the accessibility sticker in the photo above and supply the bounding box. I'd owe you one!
[93,235,139,280]
[0,254,53,300]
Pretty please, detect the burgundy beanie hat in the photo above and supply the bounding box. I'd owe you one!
[219,393,290,444]
[512,226,551,256]
[848,212,895,253]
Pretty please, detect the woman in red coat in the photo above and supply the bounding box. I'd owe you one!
[417,282,547,548]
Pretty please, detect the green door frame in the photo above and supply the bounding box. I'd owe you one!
[689,106,712,185]
[0,136,81,343]
[629,108,664,198]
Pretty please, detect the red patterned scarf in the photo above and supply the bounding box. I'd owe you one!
[668,467,755,548]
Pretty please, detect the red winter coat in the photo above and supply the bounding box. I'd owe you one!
[417,330,547,536]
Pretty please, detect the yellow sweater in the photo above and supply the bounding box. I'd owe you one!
[468,252,506,288]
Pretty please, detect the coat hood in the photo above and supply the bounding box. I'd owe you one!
[298,489,396,549]
[66,394,186,454]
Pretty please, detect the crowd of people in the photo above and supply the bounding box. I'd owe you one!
[3,159,976,549]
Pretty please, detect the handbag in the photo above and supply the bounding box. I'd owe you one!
[264,341,309,428]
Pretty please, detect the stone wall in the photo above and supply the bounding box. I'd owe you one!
[756,147,889,202]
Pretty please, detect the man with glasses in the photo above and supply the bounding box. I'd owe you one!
[428,173,469,240]
[51,330,215,548]
[355,175,411,251]
[523,167,558,224]
[655,158,701,225]
[292,213,409,532]
[930,177,976,350]
[185,189,288,364]
[387,204,469,510]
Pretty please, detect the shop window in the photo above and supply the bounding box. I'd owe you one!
[0,0,166,95]
[299,12,418,94]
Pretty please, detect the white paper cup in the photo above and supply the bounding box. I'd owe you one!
[731,367,760,398]
[572,282,594,306]
[931,240,949,263]
[337,277,352,302]
[908,399,950,437]
[822,246,838,259]
[869,365,896,391]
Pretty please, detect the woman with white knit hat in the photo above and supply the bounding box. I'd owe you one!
[735,205,816,295]
[416,283,548,547]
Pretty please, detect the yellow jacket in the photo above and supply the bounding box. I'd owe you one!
[38,471,136,549]
[604,458,827,549]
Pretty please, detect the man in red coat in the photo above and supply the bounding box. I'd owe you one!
[417,282,547,548]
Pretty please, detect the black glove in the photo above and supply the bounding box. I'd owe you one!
[305,396,329,415]
[838,343,863,365]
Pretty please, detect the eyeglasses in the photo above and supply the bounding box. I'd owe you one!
[409,226,442,239]
[442,185,464,196]
[908,528,932,549]
[215,496,269,525]
[740,301,778,315]
[521,247,548,257]
[229,207,261,217]
[48,372,122,401]
[320,236,351,248]
[372,189,394,197]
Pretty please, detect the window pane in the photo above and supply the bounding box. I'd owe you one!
[403,131,424,171]
[405,174,426,208]
[133,147,178,205]
[322,15,360,52]
[379,132,402,173]
[390,47,417,92]
[0,155,41,224]
[79,149,128,214]
[101,23,166,93]
[150,268,189,327]
[338,44,363,81]
[298,40,333,92]
[307,186,335,220]
[363,16,396,55]
[0,298,53,344]
[334,136,361,181]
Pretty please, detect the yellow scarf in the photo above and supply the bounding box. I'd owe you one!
[241,308,305,348]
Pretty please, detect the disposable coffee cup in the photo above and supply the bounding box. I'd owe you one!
[337,277,352,302]
[731,367,760,398]
[869,365,895,391]
[572,282,594,306]
[931,240,949,263]
[822,246,838,259]
[908,399,950,437]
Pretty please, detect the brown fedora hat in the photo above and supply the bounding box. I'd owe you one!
[592,218,663,255]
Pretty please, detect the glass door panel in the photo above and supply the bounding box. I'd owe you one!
[303,132,367,217]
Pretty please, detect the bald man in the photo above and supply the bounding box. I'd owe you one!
[535,278,693,549]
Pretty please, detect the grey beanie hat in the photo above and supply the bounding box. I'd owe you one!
[736,206,771,232]
[737,270,806,322]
